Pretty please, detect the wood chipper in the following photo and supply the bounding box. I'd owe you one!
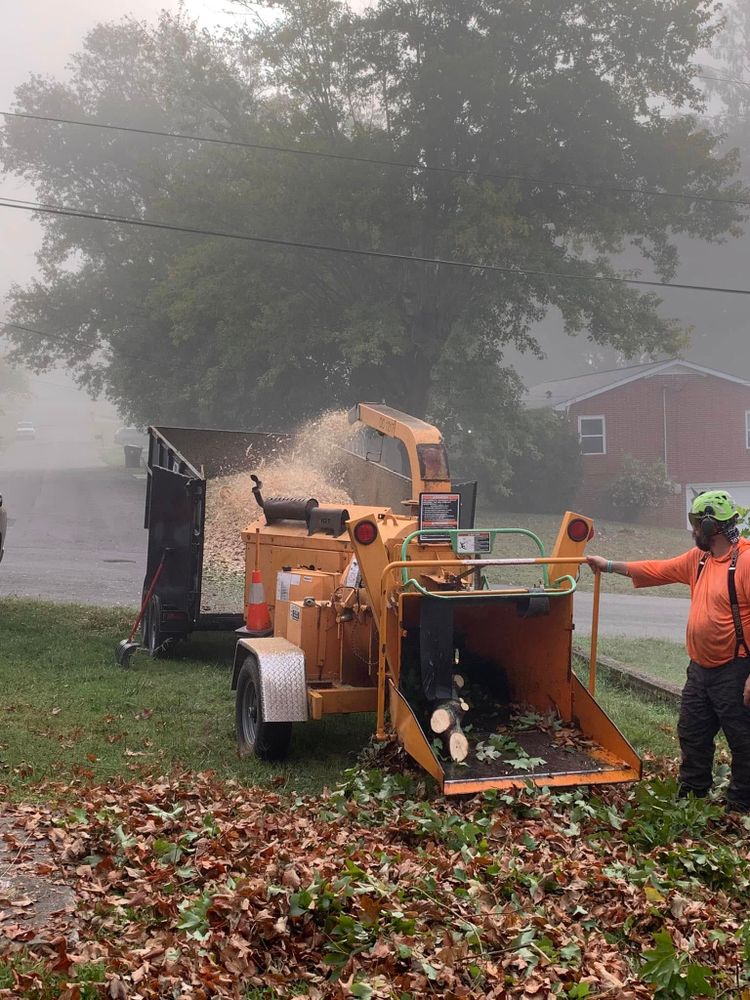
[229,403,641,794]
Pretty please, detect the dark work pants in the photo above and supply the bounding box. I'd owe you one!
[678,657,750,808]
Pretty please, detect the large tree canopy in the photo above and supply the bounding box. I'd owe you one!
[1,0,746,489]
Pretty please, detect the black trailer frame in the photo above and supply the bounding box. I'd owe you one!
[141,426,289,654]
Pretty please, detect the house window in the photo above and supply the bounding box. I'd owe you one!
[746,411,750,449]
[578,415,606,455]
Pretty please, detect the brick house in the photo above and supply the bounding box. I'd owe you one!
[525,360,750,527]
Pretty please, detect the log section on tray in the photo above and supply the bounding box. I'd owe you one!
[430,700,469,762]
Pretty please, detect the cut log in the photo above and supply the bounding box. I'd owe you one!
[430,703,461,735]
[453,674,465,689]
[448,731,469,762]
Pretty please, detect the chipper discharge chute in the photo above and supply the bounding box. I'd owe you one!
[228,402,641,794]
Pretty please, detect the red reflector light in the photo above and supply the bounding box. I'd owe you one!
[567,518,590,543]
[588,524,595,541]
[354,520,378,545]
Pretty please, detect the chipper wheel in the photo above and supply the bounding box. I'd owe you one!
[235,654,292,761]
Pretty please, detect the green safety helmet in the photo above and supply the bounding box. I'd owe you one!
[689,490,738,527]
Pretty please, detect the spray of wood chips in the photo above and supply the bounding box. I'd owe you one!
[200,410,355,611]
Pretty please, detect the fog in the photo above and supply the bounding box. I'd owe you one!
[0,0,750,572]
[1,1,745,391]
[0,0,245,465]
[0,370,120,471]
[0,0,244,302]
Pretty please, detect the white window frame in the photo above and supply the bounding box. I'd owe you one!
[578,415,606,455]
[746,411,750,450]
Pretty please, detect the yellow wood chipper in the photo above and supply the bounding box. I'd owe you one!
[132,403,641,794]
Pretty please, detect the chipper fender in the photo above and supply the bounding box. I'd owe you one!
[232,637,308,761]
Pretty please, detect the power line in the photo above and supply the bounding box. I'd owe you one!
[3,109,749,210]
[2,322,171,372]
[1,193,750,296]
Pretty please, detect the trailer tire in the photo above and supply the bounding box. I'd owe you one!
[235,655,292,761]
[142,594,166,658]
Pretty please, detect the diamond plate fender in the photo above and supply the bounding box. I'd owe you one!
[232,637,308,723]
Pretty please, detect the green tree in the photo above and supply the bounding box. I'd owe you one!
[607,456,673,520]
[503,410,582,513]
[1,1,746,490]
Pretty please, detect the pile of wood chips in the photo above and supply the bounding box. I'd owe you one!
[202,410,355,577]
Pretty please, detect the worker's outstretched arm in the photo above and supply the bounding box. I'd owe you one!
[587,550,697,588]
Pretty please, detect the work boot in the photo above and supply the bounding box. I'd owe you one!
[724,799,750,815]
[677,786,709,800]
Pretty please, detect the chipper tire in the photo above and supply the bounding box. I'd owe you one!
[235,655,292,762]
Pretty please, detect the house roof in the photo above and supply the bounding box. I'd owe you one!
[524,360,750,410]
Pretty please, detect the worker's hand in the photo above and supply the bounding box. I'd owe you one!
[586,555,608,574]
[744,675,750,708]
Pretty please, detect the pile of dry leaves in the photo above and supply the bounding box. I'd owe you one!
[0,762,748,999]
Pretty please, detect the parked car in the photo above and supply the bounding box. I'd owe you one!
[15,420,36,440]
[0,494,6,563]
[114,426,148,467]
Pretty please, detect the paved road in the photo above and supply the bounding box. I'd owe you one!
[573,590,689,642]
[0,465,146,605]
[0,374,146,606]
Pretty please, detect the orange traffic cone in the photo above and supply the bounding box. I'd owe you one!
[245,569,272,634]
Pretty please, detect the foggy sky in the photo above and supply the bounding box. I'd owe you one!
[0,0,248,316]
[0,0,374,324]
[0,1,744,389]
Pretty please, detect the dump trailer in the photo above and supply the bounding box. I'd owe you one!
[229,403,641,794]
[140,425,290,654]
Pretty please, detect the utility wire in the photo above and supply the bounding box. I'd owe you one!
[3,109,749,210]
[2,321,173,372]
[2,193,750,295]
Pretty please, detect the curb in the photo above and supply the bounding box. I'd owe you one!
[572,644,681,706]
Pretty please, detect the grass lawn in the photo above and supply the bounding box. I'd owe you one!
[0,600,372,797]
[579,634,689,688]
[0,598,683,798]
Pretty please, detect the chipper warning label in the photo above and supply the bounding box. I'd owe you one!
[419,492,460,543]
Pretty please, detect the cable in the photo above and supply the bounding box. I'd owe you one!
[3,108,749,210]
[2,322,152,370]
[1,193,750,296]
[2,193,750,295]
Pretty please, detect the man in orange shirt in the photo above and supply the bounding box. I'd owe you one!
[587,490,750,813]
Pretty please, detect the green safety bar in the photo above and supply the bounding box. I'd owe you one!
[399,527,577,600]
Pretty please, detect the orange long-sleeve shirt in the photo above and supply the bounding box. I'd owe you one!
[627,537,750,667]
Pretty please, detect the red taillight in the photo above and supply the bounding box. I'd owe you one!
[567,518,590,543]
[353,520,378,545]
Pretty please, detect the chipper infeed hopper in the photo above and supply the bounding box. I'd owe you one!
[350,512,642,795]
